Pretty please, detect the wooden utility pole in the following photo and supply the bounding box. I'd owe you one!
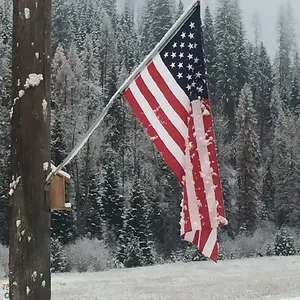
[9,0,51,299]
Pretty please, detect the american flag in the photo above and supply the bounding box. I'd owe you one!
[123,1,227,261]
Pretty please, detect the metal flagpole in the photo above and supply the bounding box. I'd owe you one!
[45,0,200,186]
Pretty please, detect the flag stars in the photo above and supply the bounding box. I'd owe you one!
[160,13,209,100]
[177,72,183,79]
[197,86,204,93]
[188,32,194,39]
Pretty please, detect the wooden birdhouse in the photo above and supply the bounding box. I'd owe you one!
[50,164,71,211]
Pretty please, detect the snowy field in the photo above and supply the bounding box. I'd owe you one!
[2,256,300,300]
[51,256,300,300]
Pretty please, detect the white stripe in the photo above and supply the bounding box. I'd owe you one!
[183,120,202,234]
[192,100,218,229]
[184,231,196,243]
[180,214,185,237]
[140,67,188,140]
[152,55,190,111]
[202,228,217,258]
[129,81,185,168]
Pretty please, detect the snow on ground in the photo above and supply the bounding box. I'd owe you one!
[1,256,300,299]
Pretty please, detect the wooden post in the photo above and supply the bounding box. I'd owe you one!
[9,0,52,299]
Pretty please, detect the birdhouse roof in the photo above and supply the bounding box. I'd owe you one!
[50,163,71,180]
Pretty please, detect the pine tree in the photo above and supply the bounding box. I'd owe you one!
[116,0,137,72]
[51,210,77,246]
[249,42,273,150]
[150,0,173,49]
[66,41,85,118]
[95,8,116,89]
[52,0,74,51]
[214,108,238,236]
[0,0,12,45]
[261,156,275,221]
[151,159,182,256]
[139,0,155,57]
[51,44,72,109]
[290,52,300,111]
[274,228,296,256]
[140,0,173,57]
[101,160,124,239]
[84,173,102,240]
[51,112,67,166]
[50,237,68,273]
[117,179,153,267]
[214,0,238,126]
[103,63,125,156]
[102,0,117,30]
[257,44,273,148]
[275,3,295,105]
[74,0,103,51]
[81,35,101,99]
[233,0,248,97]
[236,84,261,234]
[72,35,103,237]
[0,36,10,104]
[271,98,300,227]
[175,0,184,21]
[50,109,77,246]
[203,6,217,105]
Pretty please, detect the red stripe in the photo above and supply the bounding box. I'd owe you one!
[194,229,218,262]
[199,228,211,253]
[188,228,218,262]
[211,241,219,262]
[147,62,188,124]
[135,75,186,153]
[188,110,211,229]
[192,230,199,245]
[201,99,225,219]
[124,88,184,181]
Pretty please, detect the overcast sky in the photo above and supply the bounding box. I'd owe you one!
[183,0,300,58]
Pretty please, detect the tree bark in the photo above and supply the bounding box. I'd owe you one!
[9,0,52,299]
